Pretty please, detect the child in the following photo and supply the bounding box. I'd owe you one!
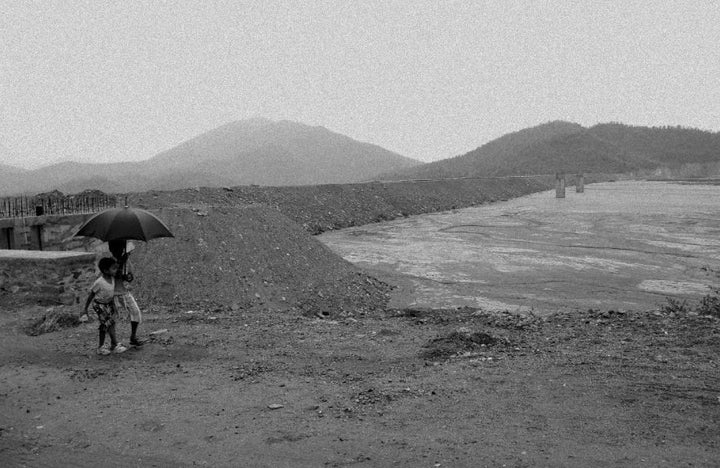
[84,257,127,355]
[108,240,144,347]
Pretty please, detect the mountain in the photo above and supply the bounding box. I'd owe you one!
[378,121,720,180]
[0,161,150,196]
[5,119,719,197]
[145,118,420,186]
[0,119,421,196]
[587,123,720,166]
[376,121,586,179]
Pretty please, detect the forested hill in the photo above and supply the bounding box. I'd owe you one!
[377,122,720,180]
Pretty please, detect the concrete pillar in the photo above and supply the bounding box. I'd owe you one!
[555,173,566,198]
[576,173,585,193]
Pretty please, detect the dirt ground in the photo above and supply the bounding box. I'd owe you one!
[1,300,719,467]
[1,179,720,466]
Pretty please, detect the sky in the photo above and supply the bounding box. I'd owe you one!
[2,1,719,169]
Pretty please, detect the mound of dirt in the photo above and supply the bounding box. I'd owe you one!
[127,204,392,316]
[420,329,506,360]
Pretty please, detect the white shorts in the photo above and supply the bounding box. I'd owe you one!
[114,293,142,323]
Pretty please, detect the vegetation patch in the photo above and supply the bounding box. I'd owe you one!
[697,289,720,318]
[25,309,81,336]
[661,289,720,318]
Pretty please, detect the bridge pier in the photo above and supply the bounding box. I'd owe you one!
[555,173,566,198]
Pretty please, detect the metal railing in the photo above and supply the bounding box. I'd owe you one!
[0,194,117,219]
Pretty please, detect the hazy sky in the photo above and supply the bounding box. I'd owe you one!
[2,1,719,169]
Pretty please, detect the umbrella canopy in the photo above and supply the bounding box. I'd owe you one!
[75,206,174,242]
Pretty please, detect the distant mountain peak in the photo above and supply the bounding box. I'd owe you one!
[200,118,328,139]
[536,120,585,129]
[140,118,420,187]
[245,116,273,125]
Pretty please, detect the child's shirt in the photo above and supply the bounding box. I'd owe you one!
[91,276,115,304]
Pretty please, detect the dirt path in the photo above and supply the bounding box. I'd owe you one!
[1,303,719,467]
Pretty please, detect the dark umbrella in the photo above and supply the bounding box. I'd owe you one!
[75,206,174,242]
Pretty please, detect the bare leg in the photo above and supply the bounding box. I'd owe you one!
[130,321,143,345]
[107,323,118,349]
[131,321,138,340]
[98,324,106,348]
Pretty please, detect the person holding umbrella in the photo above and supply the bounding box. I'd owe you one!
[109,239,144,347]
[75,204,174,347]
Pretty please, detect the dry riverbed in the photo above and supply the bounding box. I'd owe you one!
[319,181,720,313]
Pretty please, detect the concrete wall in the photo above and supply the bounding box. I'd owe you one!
[0,213,101,252]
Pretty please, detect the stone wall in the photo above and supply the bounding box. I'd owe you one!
[0,251,97,307]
